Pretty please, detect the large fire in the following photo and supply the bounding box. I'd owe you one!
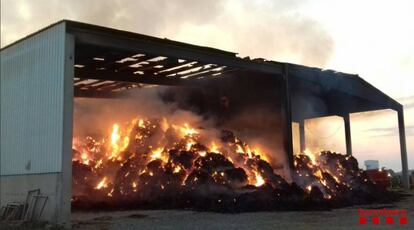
[72,116,389,211]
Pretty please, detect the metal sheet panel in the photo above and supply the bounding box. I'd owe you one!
[1,23,67,175]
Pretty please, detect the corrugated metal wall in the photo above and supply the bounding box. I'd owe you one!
[1,23,67,175]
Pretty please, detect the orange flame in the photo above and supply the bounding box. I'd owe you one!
[303,148,317,165]
[254,171,265,187]
[209,142,219,153]
[180,123,198,137]
[96,177,108,190]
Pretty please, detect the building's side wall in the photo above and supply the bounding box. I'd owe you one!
[0,24,66,175]
[0,23,73,225]
[58,33,74,225]
[0,174,60,221]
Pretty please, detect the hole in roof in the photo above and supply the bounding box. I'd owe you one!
[129,63,143,68]
[146,56,167,62]
[77,79,100,85]
[132,54,145,58]
[91,81,114,87]
[116,57,137,63]
[157,61,197,74]
[178,66,203,75]
[213,67,224,71]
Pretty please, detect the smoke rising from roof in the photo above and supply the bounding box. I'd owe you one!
[73,85,288,175]
[1,0,334,67]
[73,86,210,138]
[2,0,412,172]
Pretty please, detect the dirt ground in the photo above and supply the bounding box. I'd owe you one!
[69,191,414,230]
[2,191,413,230]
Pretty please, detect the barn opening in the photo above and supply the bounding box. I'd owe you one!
[0,20,409,226]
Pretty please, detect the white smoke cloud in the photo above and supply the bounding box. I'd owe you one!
[3,0,411,171]
[1,0,333,67]
[73,86,210,138]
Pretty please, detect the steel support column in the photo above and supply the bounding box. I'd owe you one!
[299,120,306,152]
[397,109,410,190]
[281,64,294,181]
[343,114,352,156]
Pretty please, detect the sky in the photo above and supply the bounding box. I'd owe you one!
[1,0,413,171]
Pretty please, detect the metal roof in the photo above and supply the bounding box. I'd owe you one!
[1,20,402,120]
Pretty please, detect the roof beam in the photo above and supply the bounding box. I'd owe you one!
[67,22,283,75]
[75,68,198,86]
[288,64,402,111]
[74,89,124,98]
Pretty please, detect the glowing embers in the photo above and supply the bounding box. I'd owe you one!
[109,123,121,159]
[179,123,198,137]
[293,149,368,199]
[209,142,219,153]
[96,177,108,190]
[72,116,382,211]
[72,117,278,203]
[231,136,270,163]
[303,148,318,165]
[149,147,168,163]
[109,121,135,161]
[254,171,265,187]
[80,151,90,165]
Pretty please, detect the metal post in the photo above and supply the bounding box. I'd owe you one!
[397,109,410,190]
[299,120,305,152]
[281,64,294,181]
[58,34,75,226]
[343,114,352,156]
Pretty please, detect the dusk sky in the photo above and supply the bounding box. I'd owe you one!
[1,0,413,171]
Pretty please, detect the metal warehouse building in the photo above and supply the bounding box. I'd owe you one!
[0,20,409,225]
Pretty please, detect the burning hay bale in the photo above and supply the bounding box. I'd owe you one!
[72,117,396,212]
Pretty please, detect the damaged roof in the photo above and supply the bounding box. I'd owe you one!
[1,20,402,120]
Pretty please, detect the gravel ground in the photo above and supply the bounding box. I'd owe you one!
[70,191,414,230]
[2,191,413,230]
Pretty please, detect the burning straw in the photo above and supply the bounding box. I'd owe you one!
[72,117,396,212]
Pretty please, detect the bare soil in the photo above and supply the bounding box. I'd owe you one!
[70,190,414,230]
[2,191,413,230]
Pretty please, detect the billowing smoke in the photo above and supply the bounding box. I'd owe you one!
[4,1,336,158]
[71,85,398,212]
[1,0,334,67]
[73,86,210,138]
[73,85,286,168]
[219,107,288,177]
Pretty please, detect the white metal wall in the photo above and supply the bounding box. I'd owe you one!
[1,23,67,175]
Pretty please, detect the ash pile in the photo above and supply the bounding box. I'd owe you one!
[71,117,398,212]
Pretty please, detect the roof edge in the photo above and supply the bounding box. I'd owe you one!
[1,20,67,52]
[65,20,238,58]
